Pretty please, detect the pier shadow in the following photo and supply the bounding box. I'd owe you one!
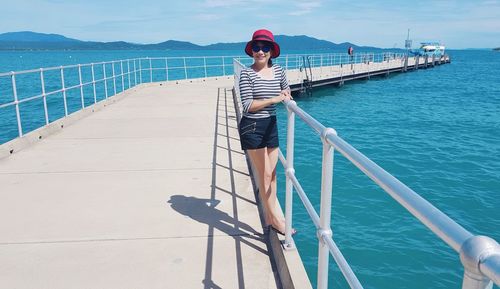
[167,87,280,289]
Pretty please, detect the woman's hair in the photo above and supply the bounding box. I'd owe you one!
[268,47,273,65]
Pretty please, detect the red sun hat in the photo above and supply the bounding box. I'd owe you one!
[245,29,280,59]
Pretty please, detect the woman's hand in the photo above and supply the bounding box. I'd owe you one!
[272,89,293,103]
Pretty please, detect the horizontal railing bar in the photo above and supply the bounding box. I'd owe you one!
[279,150,321,227]
[323,236,365,289]
[325,132,473,252]
[65,84,81,91]
[285,100,326,136]
[290,172,320,227]
[17,94,44,104]
[0,101,15,109]
[45,88,64,96]
[1,52,403,77]
[283,98,473,253]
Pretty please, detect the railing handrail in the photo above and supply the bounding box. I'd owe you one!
[232,58,499,289]
[0,52,407,77]
[1,52,410,145]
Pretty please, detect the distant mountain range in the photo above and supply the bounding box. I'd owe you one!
[494,47,500,51]
[0,31,385,51]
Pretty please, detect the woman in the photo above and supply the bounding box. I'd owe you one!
[238,29,294,235]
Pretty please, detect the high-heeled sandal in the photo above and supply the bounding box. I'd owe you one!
[269,225,297,236]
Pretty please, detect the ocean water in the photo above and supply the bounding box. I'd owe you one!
[275,50,500,288]
[1,49,499,288]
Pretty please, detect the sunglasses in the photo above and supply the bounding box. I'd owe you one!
[252,43,272,53]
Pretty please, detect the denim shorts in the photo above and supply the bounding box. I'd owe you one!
[239,116,279,150]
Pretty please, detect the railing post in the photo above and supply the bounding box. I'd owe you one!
[60,66,68,116]
[285,55,289,70]
[222,57,226,76]
[112,61,117,96]
[204,57,208,78]
[133,59,137,85]
[78,64,84,108]
[11,72,23,137]
[127,60,131,89]
[120,60,125,92]
[165,58,169,81]
[460,236,498,289]
[317,128,336,289]
[149,57,153,83]
[91,64,97,104]
[183,57,188,79]
[103,63,108,99]
[285,100,296,249]
[40,68,49,125]
[139,59,143,83]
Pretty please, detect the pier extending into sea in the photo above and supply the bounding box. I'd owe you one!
[1,52,498,289]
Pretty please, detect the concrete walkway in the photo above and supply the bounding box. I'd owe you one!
[0,78,282,289]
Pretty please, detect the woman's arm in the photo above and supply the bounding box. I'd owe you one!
[248,90,292,112]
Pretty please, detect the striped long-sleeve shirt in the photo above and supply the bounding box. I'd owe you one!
[239,64,289,119]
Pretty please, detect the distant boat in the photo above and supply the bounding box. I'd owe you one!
[415,42,445,57]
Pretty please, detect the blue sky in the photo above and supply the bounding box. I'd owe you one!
[2,0,499,48]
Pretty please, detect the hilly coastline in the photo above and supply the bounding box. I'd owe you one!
[0,31,382,51]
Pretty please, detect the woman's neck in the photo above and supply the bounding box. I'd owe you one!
[252,62,269,72]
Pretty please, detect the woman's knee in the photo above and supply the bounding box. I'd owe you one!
[262,170,274,187]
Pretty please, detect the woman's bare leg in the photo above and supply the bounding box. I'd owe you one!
[247,147,284,231]
[247,148,272,225]
[266,147,285,231]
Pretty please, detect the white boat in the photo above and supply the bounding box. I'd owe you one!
[418,42,445,56]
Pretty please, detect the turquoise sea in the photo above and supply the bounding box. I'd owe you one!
[1,49,499,288]
[275,49,499,289]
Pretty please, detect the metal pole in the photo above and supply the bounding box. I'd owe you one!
[183,57,188,79]
[120,60,125,92]
[285,100,296,248]
[11,72,23,137]
[460,236,498,289]
[60,67,68,116]
[204,57,207,78]
[103,63,108,99]
[91,63,97,104]
[286,55,288,70]
[112,62,117,96]
[165,58,169,81]
[133,59,137,85]
[78,64,84,108]
[127,60,131,89]
[40,68,49,125]
[317,128,336,289]
[222,57,226,76]
[149,57,153,83]
[139,59,143,83]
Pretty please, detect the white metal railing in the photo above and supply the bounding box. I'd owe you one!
[232,58,499,289]
[0,55,238,144]
[0,52,407,145]
[234,52,407,71]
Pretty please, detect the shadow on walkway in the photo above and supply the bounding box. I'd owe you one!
[167,87,280,289]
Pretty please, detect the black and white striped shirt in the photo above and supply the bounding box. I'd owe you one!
[239,64,289,119]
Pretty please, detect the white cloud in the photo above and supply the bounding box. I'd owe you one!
[288,1,321,16]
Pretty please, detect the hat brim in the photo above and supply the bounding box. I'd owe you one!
[245,39,280,59]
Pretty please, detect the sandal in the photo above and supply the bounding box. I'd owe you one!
[270,225,297,236]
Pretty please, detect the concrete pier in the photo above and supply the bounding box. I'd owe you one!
[0,77,310,289]
[0,53,450,289]
[285,55,450,93]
